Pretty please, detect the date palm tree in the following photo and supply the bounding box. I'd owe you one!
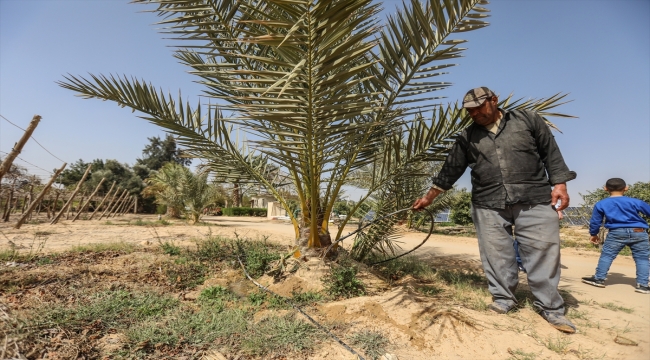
[143,162,222,223]
[59,0,570,254]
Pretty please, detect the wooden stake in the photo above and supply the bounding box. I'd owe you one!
[98,188,124,220]
[116,197,131,217]
[0,115,41,184]
[109,191,130,218]
[50,164,92,225]
[69,191,86,220]
[101,189,127,220]
[2,180,16,222]
[89,182,116,220]
[116,194,133,217]
[14,163,67,229]
[121,196,135,215]
[49,191,60,218]
[122,197,135,216]
[72,178,106,222]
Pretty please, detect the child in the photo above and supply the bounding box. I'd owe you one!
[582,178,650,294]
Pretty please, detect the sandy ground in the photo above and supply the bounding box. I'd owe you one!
[2,214,649,359]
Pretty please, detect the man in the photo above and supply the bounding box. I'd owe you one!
[413,87,577,333]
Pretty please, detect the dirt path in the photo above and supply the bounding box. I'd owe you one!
[2,215,648,359]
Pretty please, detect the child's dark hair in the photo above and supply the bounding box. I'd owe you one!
[605,178,626,191]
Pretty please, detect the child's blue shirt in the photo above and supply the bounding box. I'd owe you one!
[589,196,650,236]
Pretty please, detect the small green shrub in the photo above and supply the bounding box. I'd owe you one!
[69,241,136,254]
[194,236,229,261]
[416,285,443,296]
[199,285,234,302]
[156,204,167,215]
[126,307,249,349]
[160,241,181,256]
[222,207,267,217]
[349,330,389,360]
[268,294,290,309]
[198,286,234,311]
[239,240,281,278]
[599,302,634,313]
[291,291,323,306]
[130,219,170,226]
[507,348,538,360]
[449,189,473,225]
[36,256,53,266]
[0,249,19,262]
[240,314,315,356]
[248,291,267,306]
[35,290,178,329]
[369,255,434,281]
[164,261,207,290]
[544,334,572,354]
[322,261,365,298]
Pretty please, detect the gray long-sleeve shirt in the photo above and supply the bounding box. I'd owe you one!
[432,109,576,209]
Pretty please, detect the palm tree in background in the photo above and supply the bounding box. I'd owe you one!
[143,162,222,223]
[59,0,571,254]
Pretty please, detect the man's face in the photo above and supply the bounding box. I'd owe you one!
[466,96,499,126]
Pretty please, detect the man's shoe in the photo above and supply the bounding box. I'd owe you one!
[635,284,650,294]
[488,302,516,314]
[539,311,577,334]
[581,276,605,288]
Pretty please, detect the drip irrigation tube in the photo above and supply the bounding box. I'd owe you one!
[323,207,435,265]
[237,208,435,359]
[236,253,365,360]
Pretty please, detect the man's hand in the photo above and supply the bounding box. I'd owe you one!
[412,187,443,211]
[590,235,600,245]
[551,183,570,218]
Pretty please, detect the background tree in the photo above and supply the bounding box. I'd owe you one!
[136,134,191,171]
[449,188,472,225]
[143,162,222,222]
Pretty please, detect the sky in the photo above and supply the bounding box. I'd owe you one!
[1,0,649,205]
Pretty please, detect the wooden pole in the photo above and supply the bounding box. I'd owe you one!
[50,190,60,215]
[109,191,130,218]
[68,191,85,220]
[35,196,44,217]
[0,115,41,184]
[27,184,35,220]
[2,180,16,222]
[116,197,131,217]
[21,186,32,214]
[72,178,106,222]
[101,189,127,220]
[14,163,67,229]
[114,193,132,217]
[134,196,138,214]
[121,196,135,215]
[121,196,135,216]
[50,164,92,225]
[89,182,116,220]
[98,187,124,220]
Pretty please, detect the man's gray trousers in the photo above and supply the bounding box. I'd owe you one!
[472,202,565,314]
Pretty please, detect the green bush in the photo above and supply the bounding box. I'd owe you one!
[322,260,365,299]
[450,189,473,226]
[221,207,267,216]
[156,204,167,215]
[160,241,181,256]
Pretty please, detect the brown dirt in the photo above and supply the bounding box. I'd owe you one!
[1,214,648,359]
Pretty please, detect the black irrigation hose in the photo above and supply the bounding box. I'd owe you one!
[236,253,366,360]
[322,207,435,266]
[236,208,434,359]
